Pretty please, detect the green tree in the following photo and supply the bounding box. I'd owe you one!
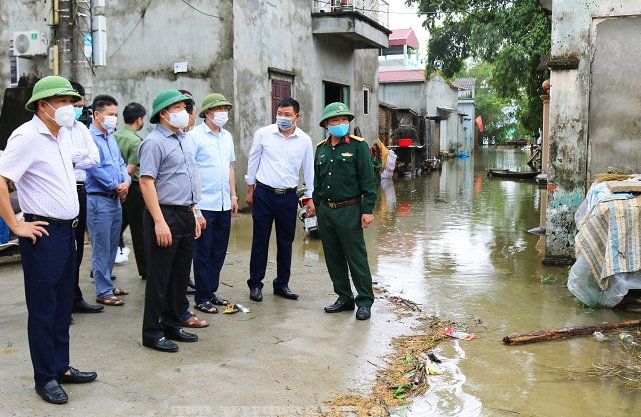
[408,0,550,134]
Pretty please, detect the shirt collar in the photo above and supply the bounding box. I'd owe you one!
[89,123,114,140]
[202,122,224,138]
[270,123,299,139]
[156,123,184,139]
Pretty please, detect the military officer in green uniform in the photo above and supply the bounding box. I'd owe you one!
[313,102,377,320]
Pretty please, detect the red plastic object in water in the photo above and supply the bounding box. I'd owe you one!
[398,139,412,147]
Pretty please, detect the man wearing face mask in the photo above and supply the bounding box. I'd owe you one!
[139,89,201,352]
[65,82,103,315]
[113,102,147,280]
[0,76,98,404]
[186,93,238,315]
[85,95,131,307]
[314,102,377,321]
[245,97,315,302]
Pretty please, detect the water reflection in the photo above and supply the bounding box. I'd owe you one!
[369,148,641,416]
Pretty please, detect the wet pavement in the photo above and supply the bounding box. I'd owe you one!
[1,148,641,416]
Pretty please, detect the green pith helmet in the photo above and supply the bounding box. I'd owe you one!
[319,102,354,127]
[150,89,194,124]
[199,93,233,118]
[25,76,82,111]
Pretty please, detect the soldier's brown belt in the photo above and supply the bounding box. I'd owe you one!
[324,197,361,209]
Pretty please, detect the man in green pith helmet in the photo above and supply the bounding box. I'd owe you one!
[313,102,377,321]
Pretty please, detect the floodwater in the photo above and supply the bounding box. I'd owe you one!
[364,148,641,416]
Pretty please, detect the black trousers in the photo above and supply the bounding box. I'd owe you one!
[73,187,87,306]
[142,207,195,341]
[121,181,146,277]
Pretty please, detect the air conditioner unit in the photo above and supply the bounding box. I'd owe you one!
[13,31,48,57]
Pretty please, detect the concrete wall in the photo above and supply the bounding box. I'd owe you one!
[379,82,425,114]
[3,0,381,207]
[544,0,641,264]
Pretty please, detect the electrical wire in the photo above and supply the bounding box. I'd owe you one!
[179,0,222,19]
[106,0,153,61]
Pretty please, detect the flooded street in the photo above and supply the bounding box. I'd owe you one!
[354,148,640,416]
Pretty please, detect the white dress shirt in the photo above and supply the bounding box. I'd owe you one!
[0,115,79,219]
[245,124,314,197]
[66,121,100,182]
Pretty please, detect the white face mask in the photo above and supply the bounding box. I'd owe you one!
[209,112,228,128]
[99,113,118,132]
[46,102,76,128]
[166,109,190,129]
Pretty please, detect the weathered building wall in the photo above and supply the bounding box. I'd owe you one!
[544,0,641,264]
[379,82,425,114]
[4,0,382,207]
[0,0,10,109]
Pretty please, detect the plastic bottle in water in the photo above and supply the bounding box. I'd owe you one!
[619,333,635,344]
[592,331,605,341]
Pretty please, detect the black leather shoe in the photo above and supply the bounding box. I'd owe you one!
[355,306,371,320]
[72,300,104,313]
[250,288,263,302]
[324,299,355,313]
[35,380,68,404]
[274,286,299,300]
[164,329,198,343]
[143,337,179,352]
[58,367,97,384]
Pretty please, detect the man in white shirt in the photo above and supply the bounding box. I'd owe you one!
[0,76,97,404]
[245,98,315,302]
[186,93,238,314]
[67,81,103,314]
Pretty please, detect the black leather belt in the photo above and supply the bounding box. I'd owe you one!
[257,181,296,195]
[76,182,84,191]
[325,197,361,209]
[24,214,79,228]
[160,204,194,212]
[88,192,118,200]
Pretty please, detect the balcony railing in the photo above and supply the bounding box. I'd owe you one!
[313,0,390,29]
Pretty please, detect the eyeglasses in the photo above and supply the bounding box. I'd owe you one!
[53,88,79,96]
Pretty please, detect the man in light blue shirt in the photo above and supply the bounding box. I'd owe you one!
[186,93,238,314]
[85,94,131,306]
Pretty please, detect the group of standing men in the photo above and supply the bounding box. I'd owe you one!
[0,75,378,405]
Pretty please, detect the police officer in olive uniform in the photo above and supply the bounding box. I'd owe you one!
[313,102,377,320]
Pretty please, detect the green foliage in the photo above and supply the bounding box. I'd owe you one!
[540,274,558,284]
[407,0,550,134]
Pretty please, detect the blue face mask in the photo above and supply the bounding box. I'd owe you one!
[328,123,349,137]
[74,107,83,120]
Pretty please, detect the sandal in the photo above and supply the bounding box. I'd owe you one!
[182,314,209,328]
[194,301,218,314]
[96,295,124,306]
[211,293,229,306]
[113,288,129,296]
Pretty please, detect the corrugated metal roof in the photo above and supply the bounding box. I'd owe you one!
[453,77,476,91]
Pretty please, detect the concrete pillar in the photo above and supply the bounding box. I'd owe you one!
[58,0,74,80]
[0,0,10,109]
[439,119,447,153]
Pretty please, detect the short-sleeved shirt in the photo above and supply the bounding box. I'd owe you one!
[0,115,79,219]
[313,135,377,214]
[185,123,235,211]
[139,124,198,206]
[113,125,143,182]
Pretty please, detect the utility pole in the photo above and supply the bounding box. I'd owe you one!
[57,0,93,102]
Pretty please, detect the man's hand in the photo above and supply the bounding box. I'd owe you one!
[305,200,316,217]
[194,217,201,239]
[196,215,206,231]
[13,219,49,244]
[155,220,172,247]
[246,190,253,207]
[115,180,130,200]
[231,199,239,216]
[361,214,374,228]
